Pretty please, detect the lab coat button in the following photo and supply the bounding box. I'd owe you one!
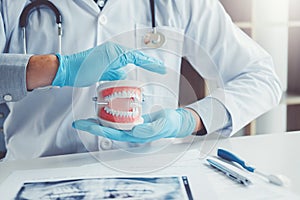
[99,15,107,25]
[100,138,112,150]
[97,0,105,8]
[0,112,4,118]
[3,94,12,102]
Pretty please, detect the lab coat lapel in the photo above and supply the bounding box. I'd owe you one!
[73,0,100,16]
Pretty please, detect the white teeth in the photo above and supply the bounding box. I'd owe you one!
[101,89,141,118]
[103,106,139,118]
[120,112,125,117]
[102,90,141,101]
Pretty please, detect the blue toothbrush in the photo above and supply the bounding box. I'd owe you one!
[217,148,285,186]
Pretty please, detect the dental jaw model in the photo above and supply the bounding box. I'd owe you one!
[94,80,144,130]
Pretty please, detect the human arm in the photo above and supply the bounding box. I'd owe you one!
[0,3,58,101]
[26,54,59,90]
[73,0,282,141]
[0,5,33,103]
[186,108,205,134]
[180,0,282,136]
[0,54,32,103]
[1,42,165,103]
[0,54,58,103]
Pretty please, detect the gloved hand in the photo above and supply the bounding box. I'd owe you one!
[52,42,166,87]
[72,108,197,143]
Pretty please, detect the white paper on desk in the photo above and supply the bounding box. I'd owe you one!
[0,149,299,200]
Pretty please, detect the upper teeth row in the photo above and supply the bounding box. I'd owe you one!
[104,90,141,101]
[104,106,139,117]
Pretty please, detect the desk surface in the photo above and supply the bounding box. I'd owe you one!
[1,131,300,197]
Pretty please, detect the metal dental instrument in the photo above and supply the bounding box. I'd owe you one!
[92,97,140,107]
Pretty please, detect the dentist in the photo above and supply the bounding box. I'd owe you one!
[0,0,282,160]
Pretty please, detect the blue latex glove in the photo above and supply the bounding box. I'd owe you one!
[52,42,165,87]
[72,108,197,143]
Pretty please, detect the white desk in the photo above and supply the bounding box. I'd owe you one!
[1,131,300,199]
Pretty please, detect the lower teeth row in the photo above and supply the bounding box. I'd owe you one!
[103,106,139,117]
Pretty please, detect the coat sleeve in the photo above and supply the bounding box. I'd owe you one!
[0,1,31,103]
[178,0,282,136]
[0,54,31,103]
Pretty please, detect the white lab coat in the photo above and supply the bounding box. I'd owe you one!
[0,0,282,160]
